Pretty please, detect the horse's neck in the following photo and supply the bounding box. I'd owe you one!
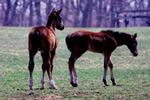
[112,33,131,47]
[46,19,56,34]
[49,26,55,35]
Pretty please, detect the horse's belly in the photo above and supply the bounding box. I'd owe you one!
[88,44,104,53]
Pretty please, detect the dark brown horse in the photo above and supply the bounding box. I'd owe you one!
[66,30,138,87]
[28,9,64,90]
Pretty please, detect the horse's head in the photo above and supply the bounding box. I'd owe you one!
[127,33,138,56]
[50,8,64,30]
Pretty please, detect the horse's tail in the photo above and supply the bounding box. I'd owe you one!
[65,34,73,52]
[30,30,40,46]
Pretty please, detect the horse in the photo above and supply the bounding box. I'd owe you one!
[28,8,64,90]
[65,30,138,87]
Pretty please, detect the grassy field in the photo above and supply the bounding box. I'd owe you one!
[0,27,150,99]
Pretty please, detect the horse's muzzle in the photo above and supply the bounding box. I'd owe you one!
[56,24,64,30]
[133,51,138,56]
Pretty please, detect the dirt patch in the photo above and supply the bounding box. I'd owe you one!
[36,95,63,100]
[0,73,3,77]
[9,95,63,100]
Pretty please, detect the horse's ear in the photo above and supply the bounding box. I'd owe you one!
[133,33,137,39]
[48,8,56,16]
[57,8,62,14]
[52,8,56,12]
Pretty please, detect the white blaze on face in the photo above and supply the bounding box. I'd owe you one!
[61,21,63,25]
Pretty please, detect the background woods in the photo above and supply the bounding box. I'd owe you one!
[1,0,150,27]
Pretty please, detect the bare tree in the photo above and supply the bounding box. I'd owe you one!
[79,0,93,27]
[29,0,33,26]
[3,0,11,26]
[148,0,150,8]
[35,0,41,26]
[20,0,29,26]
[9,0,19,26]
[96,0,102,27]
[1,0,150,27]
[45,0,52,17]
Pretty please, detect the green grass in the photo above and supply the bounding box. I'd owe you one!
[0,27,150,99]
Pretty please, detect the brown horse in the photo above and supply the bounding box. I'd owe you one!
[28,9,64,90]
[66,30,138,87]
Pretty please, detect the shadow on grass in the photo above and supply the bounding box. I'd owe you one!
[17,87,54,91]
[103,84,123,89]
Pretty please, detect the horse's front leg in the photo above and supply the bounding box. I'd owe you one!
[109,60,116,86]
[103,54,110,86]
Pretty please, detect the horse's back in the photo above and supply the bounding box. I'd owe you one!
[66,31,91,52]
[66,30,117,53]
[28,26,57,52]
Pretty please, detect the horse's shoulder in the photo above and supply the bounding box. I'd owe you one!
[105,34,117,47]
[97,31,117,46]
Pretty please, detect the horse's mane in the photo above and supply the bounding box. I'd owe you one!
[101,30,131,38]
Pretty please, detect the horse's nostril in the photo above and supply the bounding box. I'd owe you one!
[133,52,138,56]
[61,24,64,27]
[60,25,64,30]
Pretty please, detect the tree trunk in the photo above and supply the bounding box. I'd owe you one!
[35,0,41,26]
[10,0,19,26]
[87,0,93,27]
[29,0,33,26]
[46,0,52,17]
[3,0,11,26]
[110,0,115,27]
[71,0,80,27]
[81,0,92,27]
[148,0,150,8]
[20,0,29,26]
[96,0,102,27]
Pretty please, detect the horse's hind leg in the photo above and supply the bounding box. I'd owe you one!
[48,49,57,89]
[68,50,86,87]
[68,55,76,87]
[41,50,57,89]
[42,51,57,89]
[41,53,46,89]
[50,48,56,73]
[109,60,116,85]
[28,49,37,90]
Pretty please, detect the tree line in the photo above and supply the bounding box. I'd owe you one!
[0,0,150,27]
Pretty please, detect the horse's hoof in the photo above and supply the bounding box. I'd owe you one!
[113,83,116,86]
[48,80,57,89]
[112,81,116,86]
[50,85,57,89]
[70,82,78,87]
[50,87,57,90]
[40,88,44,90]
[103,79,109,86]
[50,86,57,90]
[111,79,116,86]
[105,84,109,86]
[72,83,78,87]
